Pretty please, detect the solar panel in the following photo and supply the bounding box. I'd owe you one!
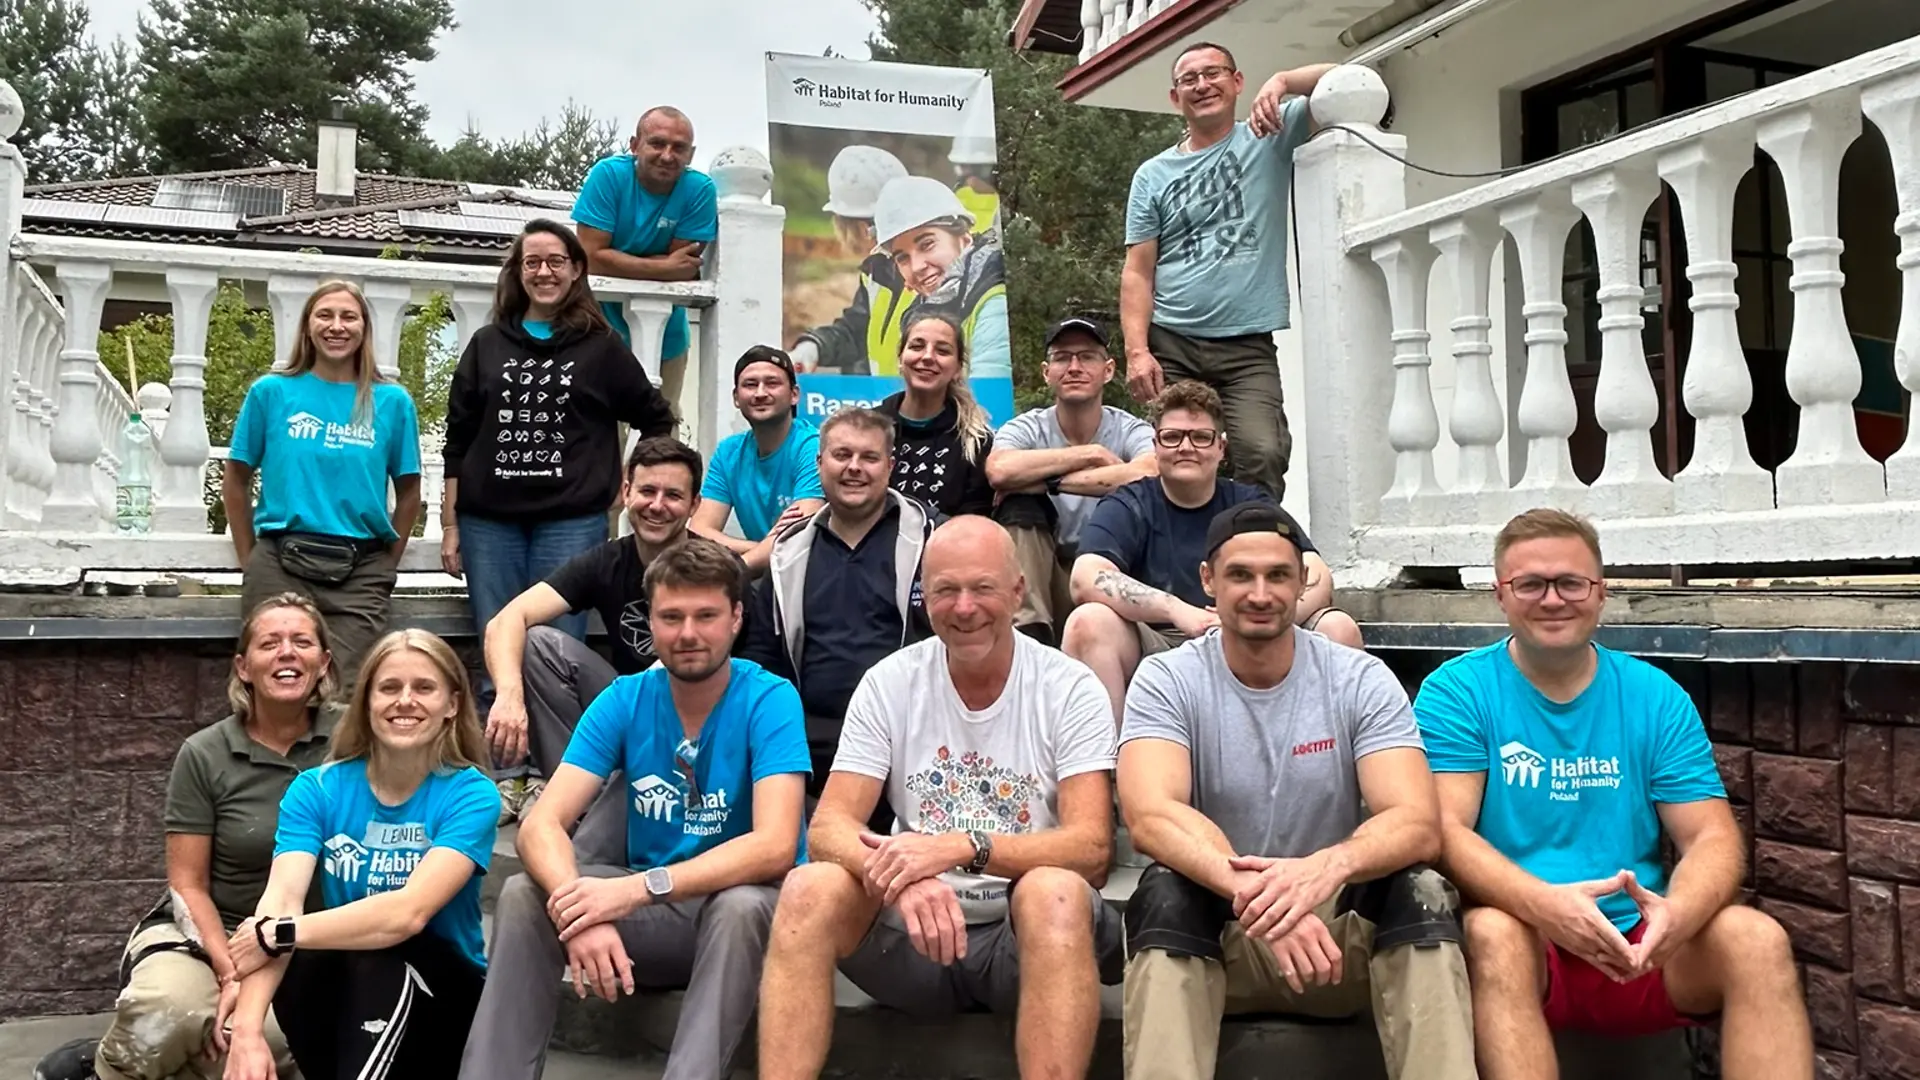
[153,179,288,218]
[101,205,239,231]
[395,210,528,237]
[21,199,110,223]
[456,201,571,222]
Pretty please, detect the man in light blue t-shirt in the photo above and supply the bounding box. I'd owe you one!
[691,346,826,575]
[1414,509,1810,1076]
[1120,42,1333,501]
[573,105,718,410]
[462,537,811,1080]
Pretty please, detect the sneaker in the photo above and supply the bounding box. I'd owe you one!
[496,778,525,826]
[34,1037,100,1080]
[519,777,547,821]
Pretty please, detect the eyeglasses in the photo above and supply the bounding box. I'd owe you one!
[1500,575,1599,602]
[1045,350,1107,369]
[1155,428,1219,449]
[520,256,573,273]
[1174,65,1235,90]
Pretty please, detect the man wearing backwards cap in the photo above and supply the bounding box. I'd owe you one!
[690,345,826,576]
[1117,502,1475,1080]
[986,315,1158,646]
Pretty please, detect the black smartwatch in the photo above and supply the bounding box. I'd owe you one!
[1045,475,1063,496]
[965,830,993,875]
[271,917,297,952]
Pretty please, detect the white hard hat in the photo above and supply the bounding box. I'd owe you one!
[822,145,909,218]
[872,175,974,246]
[948,134,998,166]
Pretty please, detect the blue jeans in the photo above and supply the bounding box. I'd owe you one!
[459,510,608,775]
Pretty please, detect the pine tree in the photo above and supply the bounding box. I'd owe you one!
[0,0,147,181]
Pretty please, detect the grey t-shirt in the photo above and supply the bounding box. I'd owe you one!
[1120,628,1425,858]
[991,404,1154,546]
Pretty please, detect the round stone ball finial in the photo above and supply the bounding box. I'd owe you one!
[709,146,773,202]
[1309,64,1391,129]
[0,77,24,143]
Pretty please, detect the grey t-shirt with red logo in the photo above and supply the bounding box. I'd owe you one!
[1119,627,1425,858]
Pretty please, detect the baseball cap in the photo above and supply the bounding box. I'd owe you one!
[1204,502,1305,562]
[1043,316,1109,350]
[734,345,797,385]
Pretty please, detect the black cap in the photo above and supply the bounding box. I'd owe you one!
[734,345,797,385]
[1043,316,1108,350]
[1204,502,1305,562]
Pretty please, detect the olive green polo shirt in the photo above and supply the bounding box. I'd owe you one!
[148,708,337,932]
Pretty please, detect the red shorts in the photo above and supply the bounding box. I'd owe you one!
[1542,921,1707,1037]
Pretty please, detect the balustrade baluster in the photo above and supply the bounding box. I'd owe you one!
[1369,236,1442,523]
[155,268,218,533]
[266,274,318,369]
[450,285,492,354]
[25,306,57,513]
[1099,0,1120,49]
[1078,0,1100,63]
[360,280,411,382]
[1429,216,1506,514]
[1758,94,1884,506]
[1863,72,1920,498]
[624,299,673,390]
[1498,191,1585,505]
[42,261,112,530]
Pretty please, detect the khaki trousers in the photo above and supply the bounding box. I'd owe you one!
[1009,524,1075,635]
[95,922,297,1080]
[1123,900,1477,1080]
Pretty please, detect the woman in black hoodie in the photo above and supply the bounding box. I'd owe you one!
[876,311,995,519]
[440,219,676,816]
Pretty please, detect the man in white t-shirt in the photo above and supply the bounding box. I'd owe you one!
[756,515,1122,1080]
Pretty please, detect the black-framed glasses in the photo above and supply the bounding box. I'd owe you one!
[1045,349,1107,369]
[1174,65,1235,90]
[520,255,572,273]
[1500,575,1599,602]
[1155,427,1219,449]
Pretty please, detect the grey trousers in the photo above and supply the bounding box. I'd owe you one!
[1147,324,1291,500]
[459,868,778,1080]
[524,625,628,866]
[240,534,398,694]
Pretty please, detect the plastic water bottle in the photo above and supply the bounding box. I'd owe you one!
[114,413,156,534]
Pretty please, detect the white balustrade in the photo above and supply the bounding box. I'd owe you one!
[449,286,492,356]
[1429,216,1507,517]
[1368,236,1442,524]
[1863,70,1920,497]
[1125,0,1150,35]
[155,268,218,533]
[624,298,674,389]
[1499,191,1584,505]
[42,261,113,530]
[360,279,411,381]
[95,366,134,523]
[266,273,318,369]
[1078,0,1101,64]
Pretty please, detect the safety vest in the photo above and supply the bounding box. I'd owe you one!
[955,185,1001,239]
[863,244,1007,376]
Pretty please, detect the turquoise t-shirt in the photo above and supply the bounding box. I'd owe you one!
[522,319,554,340]
[1125,99,1312,336]
[700,421,824,540]
[562,658,811,871]
[572,155,719,362]
[229,372,421,541]
[1413,642,1726,932]
[273,759,499,970]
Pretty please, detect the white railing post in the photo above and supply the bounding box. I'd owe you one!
[1126,0,1150,34]
[3,290,34,526]
[1499,190,1585,507]
[623,299,672,390]
[15,299,57,522]
[28,302,58,509]
[1571,165,1671,518]
[1099,0,1120,49]
[1863,71,1920,498]
[1757,93,1884,506]
[0,132,22,523]
[449,285,492,356]
[360,280,411,382]
[700,147,786,459]
[1368,236,1443,524]
[138,383,171,436]
[1659,127,1773,512]
[42,261,113,529]
[1430,216,1507,517]
[1078,0,1101,63]
[154,267,218,533]
[266,274,318,369]
[1294,66,1402,578]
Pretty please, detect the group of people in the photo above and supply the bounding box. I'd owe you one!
[43,46,1817,1080]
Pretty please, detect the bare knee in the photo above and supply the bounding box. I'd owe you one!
[1462,906,1542,986]
[1060,604,1130,660]
[1310,610,1366,649]
[1696,904,1796,978]
[1010,866,1093,942]
[773,862,865,935]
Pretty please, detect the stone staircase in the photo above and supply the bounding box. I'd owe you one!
[481,826,1702,1080]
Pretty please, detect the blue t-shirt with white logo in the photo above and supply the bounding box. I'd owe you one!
[700,421,825,541]
[562,658,811,872]
[572,155,719,362]
[230,372,422,541]
[1413,642,1725,932]
[273,759,499,970]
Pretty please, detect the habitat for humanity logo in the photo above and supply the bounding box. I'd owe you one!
[287,412,324,440]
[324,834,368,882]
[1500,740,1623,803]
[790,74,967,112]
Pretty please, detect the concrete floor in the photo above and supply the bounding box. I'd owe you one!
[0,1013,659,1080]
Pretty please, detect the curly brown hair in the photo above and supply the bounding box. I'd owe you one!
[1149,380,1225,429]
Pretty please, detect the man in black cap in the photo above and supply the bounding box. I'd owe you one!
[690,345,826,575]
[986,316,1158,645]
[1116,502,1474,1080]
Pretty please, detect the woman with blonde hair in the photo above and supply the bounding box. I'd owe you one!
[34,595,339,1080]
[875,311,995,518]
[221,629,498,1080]
[223,281,424,691]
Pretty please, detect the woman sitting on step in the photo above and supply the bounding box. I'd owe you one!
[222,629,500,1080]
[33,594,340,1080]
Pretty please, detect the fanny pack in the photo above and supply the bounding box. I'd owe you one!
[273,531,380,586]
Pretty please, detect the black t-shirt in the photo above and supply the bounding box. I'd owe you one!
[1077,478,1317,610]
[545,537,655,674]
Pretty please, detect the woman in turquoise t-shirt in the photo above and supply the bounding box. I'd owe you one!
[221,629,499,1080]
[224,281,424,692]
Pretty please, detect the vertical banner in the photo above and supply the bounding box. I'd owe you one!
[766,52,1015,426]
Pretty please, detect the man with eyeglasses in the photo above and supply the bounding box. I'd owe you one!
[1062,380,1361,723]
[574,105,715,411]
[986,316,1156,645]
[1121,42,1335,502]
[1414,509,1811,1079]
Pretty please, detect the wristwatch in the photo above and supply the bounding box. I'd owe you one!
[965,830,993,875]
[644,866,674,900]
[1045,475,1063,496]
[272,917,298,951]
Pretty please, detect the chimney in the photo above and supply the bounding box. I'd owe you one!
[315,103,358,207]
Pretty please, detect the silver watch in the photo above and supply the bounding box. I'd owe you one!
[644,866,674,899]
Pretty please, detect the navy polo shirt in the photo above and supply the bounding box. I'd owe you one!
[799,506,907,719]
